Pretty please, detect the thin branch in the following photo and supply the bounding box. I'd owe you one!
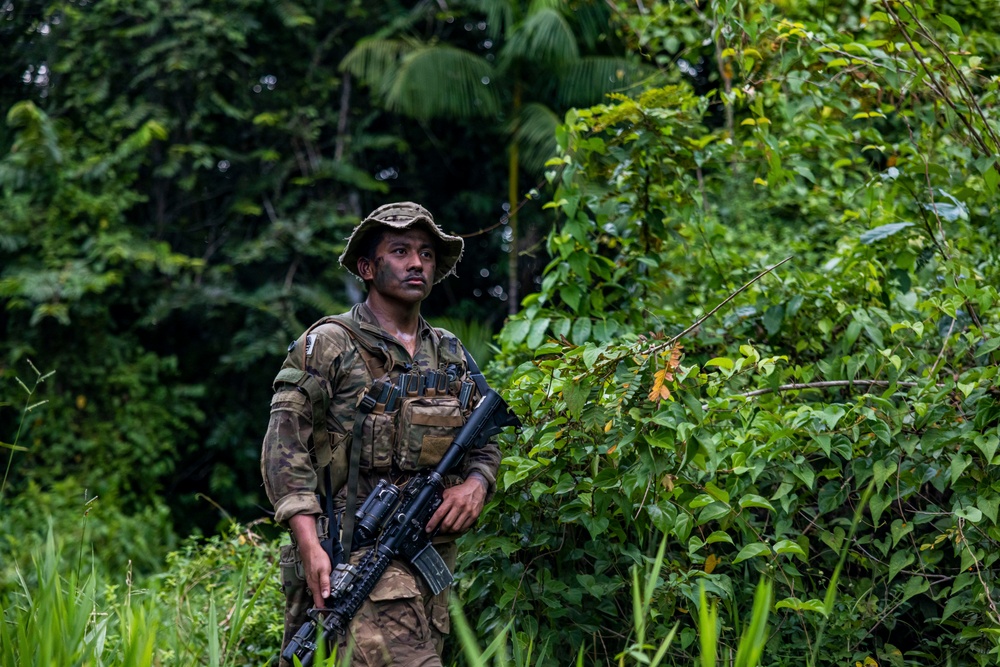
[900,4,1000,152]
[660,256,793,349]
[928,316,956,378]
[881,1,993,156]
[736,379,932,398]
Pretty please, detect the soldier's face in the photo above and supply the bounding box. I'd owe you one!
[359,228,437,304]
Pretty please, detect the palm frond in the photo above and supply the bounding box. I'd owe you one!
[510,102,559,175]
[384,45,500,120]
[373,0,438,39]
[562,0,613,50]
[500,7,578,70]
[527,0,562,14]
[463,0,515,40]
[340,38,415,89]
[556,57,661,107]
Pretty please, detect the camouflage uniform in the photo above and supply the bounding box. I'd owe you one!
[262,303,501,667]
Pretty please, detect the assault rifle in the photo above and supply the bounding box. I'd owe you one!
[282,378,520,667]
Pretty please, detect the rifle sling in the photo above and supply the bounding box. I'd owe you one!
[340,395,373,556]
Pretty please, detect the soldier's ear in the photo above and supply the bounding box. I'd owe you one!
[357,256,374,281]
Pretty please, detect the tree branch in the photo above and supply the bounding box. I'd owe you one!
[736,379,930,398]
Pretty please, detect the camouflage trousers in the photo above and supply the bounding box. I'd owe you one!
[279,541,455,667]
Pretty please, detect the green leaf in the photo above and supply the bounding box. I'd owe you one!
[732,542,772,564]
[775,597,827,615]
[527,318,551,349]
[739,494,775,511]
[706,531,734,545]
[869,419,891,446]
[869,492,891,526]
[698,503,731,524]
[773,539,806,557]
[891,519,913,547]
[937,13,963,37]
[976,495,1000,525]
[561,285,582,312]
[901,575,930,602]
[705,481,730,504]
[954,506,983,523]
[705,357,734,370]
[571,318,592,345]
[582,344,602,369]
[941,595,965,623]
[888,550,913,583]
[563,380,589,419]
[504,319,531,345]
[689,494,716,509]
[859,222,914,244]
[973,434,999,462]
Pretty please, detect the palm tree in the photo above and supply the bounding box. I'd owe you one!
[341,0,652,314]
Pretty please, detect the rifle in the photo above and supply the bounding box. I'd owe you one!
[282,377,520,667]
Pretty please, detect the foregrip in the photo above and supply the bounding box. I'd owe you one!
[320,549,393,636]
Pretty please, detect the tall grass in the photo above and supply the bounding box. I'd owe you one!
[1,361,53,504]
[448,534,775,667]
[2,527,778,667]
[0,528,280,667]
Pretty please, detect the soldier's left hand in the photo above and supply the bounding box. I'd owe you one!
[426,476,487,534]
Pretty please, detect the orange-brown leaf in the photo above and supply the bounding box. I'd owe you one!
[704,553,720,574]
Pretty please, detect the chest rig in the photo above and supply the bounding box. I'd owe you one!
[273,313,474,554]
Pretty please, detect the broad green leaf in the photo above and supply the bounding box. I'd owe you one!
[937,14,963,36]
[504,319,531,345]
[705,357,734,370]
[888,550,913,583]
[706,531,734,545]
[973,434,999,462]
[901,576,930,602]
[891,519,913,547]
[773,539,806,557]
[869,419,891,445]
[526,318,551,349]
[859,222,914,244]
[976,495,1000,525]
[571,317,592,345]
[733,542,771,564]
[954,506,982,523]
[739,494,775,511]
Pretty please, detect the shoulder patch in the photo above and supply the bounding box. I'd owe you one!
[305,334,317,356]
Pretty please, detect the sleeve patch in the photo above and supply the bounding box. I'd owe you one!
[305,334,317,356]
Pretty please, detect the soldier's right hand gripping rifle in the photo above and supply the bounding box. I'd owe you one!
[282,372,520,667]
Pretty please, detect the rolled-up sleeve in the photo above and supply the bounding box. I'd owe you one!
[260,389,322,523]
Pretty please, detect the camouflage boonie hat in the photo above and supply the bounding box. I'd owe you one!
[339,202,464,284]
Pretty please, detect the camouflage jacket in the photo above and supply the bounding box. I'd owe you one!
[260,303,501,525]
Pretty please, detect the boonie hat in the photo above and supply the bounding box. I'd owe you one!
[339,202,464,284]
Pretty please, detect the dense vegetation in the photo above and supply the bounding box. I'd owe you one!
[3,0,1000,665]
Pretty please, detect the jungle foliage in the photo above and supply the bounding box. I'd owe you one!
[3,0,1000,666]
[459,0,1000,665]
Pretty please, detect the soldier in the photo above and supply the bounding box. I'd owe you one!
[261,202,501,666]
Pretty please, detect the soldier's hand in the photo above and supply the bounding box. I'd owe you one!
[289,514,332,607]
[300,541,332,607]
[426,476,487,535]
